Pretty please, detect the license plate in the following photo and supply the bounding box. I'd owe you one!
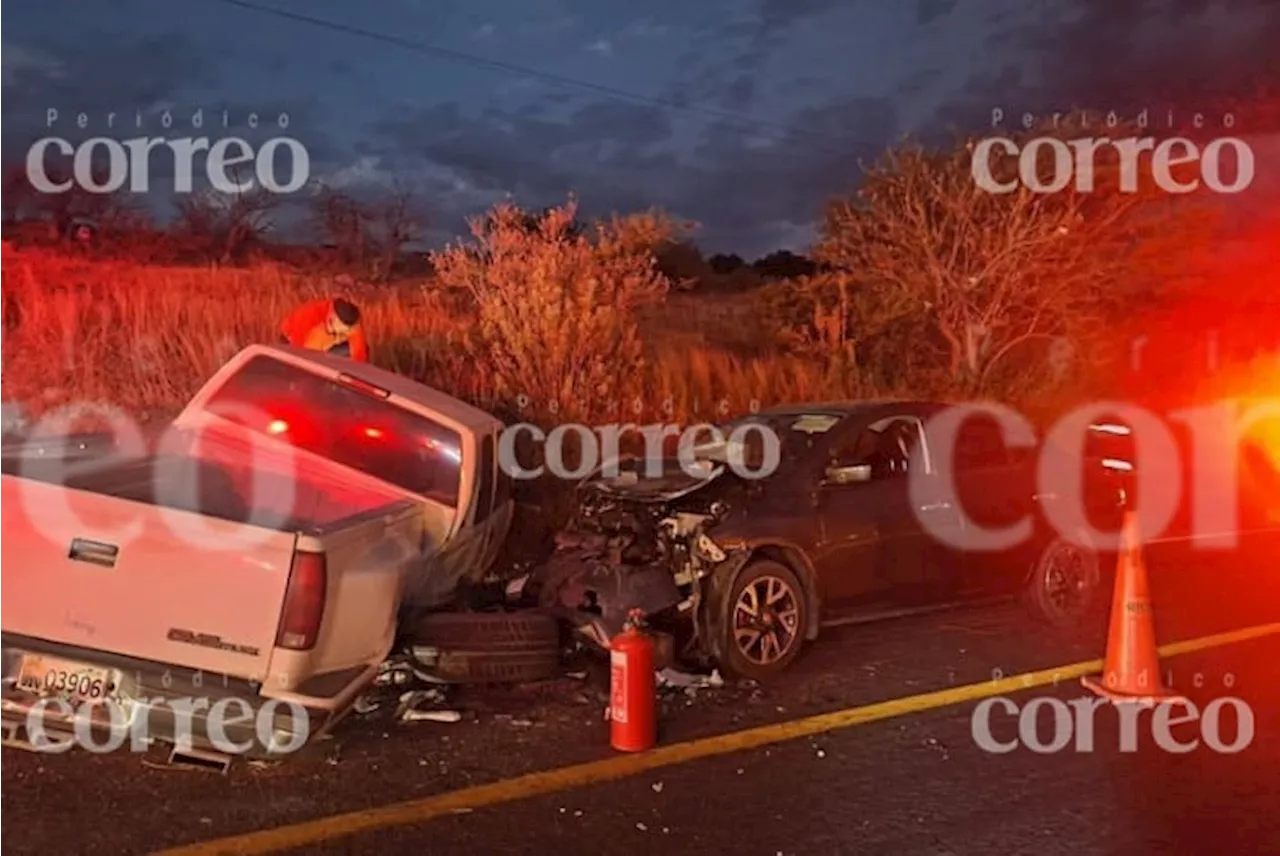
[15,655,119,702]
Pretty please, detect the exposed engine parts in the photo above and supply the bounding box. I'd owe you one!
[528,466,741,657]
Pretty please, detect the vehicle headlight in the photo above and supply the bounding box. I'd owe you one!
[694,533,726,563]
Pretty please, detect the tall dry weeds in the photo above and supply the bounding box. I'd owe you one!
[1,245,862,432]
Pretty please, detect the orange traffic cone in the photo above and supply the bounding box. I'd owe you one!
[1081,511,1185,705]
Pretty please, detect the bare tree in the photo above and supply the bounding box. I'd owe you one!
[367,185,424,281]
[2,166,40,227]
[310,186,372,266]
[2,163,144,241]
[309,184,425,280]
[175,182,280,264]
[814,123,1222,395]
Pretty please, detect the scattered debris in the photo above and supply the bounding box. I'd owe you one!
[353,695,381,715]
[651,781,664,793]
[504,574,530,600]
[395,688,457,723]
[494,715,535,727]
[656,667,724,689]
[396,688,446,710]
[376,656,451,687]
[402,709,462,724]
[636,822,648,832]
[375,661,414,687]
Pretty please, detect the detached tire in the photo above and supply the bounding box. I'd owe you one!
[1022,536,1103,629]
[410,611,561,684]
[717,560,807,681]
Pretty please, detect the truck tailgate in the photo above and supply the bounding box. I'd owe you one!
[0,475,298,683]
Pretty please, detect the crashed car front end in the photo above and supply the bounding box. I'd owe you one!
[525,461,751,658]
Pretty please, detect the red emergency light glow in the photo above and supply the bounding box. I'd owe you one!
[364,426,384,439]
[267,419,289,434]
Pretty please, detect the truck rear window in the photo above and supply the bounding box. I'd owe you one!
[201,355,463,507]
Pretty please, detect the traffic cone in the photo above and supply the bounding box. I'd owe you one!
[1081,511,1185,705]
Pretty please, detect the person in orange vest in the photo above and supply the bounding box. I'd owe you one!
[277,296,369,362]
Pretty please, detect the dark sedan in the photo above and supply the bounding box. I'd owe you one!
[533,400,1131,680]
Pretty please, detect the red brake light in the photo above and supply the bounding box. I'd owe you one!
[337,373,390,400]
[276,551,327,651]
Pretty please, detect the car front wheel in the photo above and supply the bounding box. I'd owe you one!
[1022,536,1103,628]
[718,560,807,680]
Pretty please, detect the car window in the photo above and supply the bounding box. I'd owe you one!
[831,416,927,476]
[830,425,878,465]
[202,355,464,507]
[954,415,1011,471]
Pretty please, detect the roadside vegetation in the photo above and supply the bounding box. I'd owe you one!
[3,113,1275,438]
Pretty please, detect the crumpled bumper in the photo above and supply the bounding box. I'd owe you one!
[528,533,684,647]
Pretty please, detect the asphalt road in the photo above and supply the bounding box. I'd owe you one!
[2,547,1277,856]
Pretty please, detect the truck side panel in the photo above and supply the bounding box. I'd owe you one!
[264,502,424,693]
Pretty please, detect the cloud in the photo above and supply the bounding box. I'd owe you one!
[921,0,1280,134]
[1,33,213,129]
[622,19,669,39]
[0,29,347,232]
[586,39,613,56]
[1,44,65,88]
[366,91,898,256]
[750,0,845,38]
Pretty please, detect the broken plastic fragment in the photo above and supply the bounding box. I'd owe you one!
[656,667,725,689]
[375,661,414,686]
[402,709,462,723]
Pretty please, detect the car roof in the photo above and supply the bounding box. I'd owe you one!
[756,400,949,419]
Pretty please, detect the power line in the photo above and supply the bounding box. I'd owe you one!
[209,0,863,157]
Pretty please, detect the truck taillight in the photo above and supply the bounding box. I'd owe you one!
[276,551,327,651]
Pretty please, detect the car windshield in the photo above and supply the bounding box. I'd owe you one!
[201,355,463,507]
[693,412,846,467]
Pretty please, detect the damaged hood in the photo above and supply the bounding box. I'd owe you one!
[579,457,728,503]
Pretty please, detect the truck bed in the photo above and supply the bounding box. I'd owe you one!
[3,445,395,533]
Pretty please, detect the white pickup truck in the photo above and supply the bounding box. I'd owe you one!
[1,345,513,764]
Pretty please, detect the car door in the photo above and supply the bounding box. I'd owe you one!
[812,414,962,612]
[945,413,1032,596]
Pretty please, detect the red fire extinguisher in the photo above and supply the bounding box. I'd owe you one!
[610,608,656,752]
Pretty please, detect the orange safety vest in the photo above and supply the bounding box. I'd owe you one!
[278,298,369,362]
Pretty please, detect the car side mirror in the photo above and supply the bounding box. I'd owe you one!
[823,463,872,486]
